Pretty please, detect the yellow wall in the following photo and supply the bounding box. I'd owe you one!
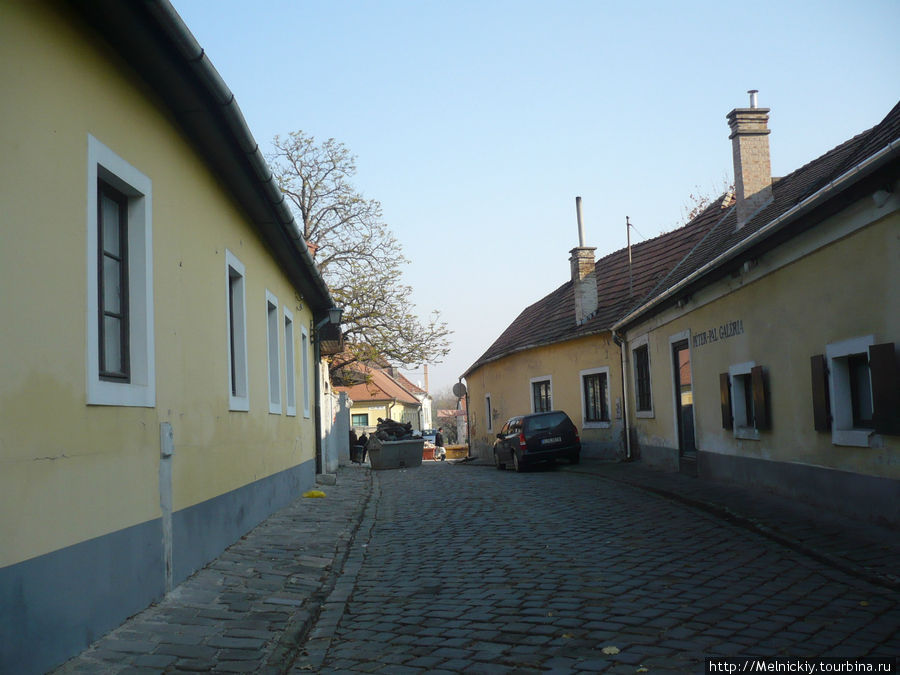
[465,333,623,457]
[0,2,317,567]
[624,202,900,478]
[350,401,420,430]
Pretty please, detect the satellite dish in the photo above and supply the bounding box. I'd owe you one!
[452,382,467,397]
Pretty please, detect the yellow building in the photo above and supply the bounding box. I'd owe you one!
[464,95,899,528]
[0,2,339,671]
[335,362,425,433]
[463,194,731,461]
[615,96,900,526]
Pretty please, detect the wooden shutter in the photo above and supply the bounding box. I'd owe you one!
[719,372,733,430]
[810,354,830,432]
[751,365,769,431]
[869,342,900,435]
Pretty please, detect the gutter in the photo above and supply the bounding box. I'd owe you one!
[72,0,334,314]
[148,1,332,311]
[613,138,900,332]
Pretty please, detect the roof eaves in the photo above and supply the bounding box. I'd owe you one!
[613,137,900,332]
[69,0,335,316]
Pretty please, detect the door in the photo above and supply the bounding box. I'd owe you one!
[672,339,696,455]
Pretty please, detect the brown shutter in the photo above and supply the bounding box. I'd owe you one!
[719,372,733,430]
[810,354,830,432]
[751,365,769,430]
[869,342,899,435]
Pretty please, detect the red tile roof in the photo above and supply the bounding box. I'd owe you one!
[465,99,900,377]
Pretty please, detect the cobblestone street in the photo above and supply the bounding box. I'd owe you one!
[301,463,899,673]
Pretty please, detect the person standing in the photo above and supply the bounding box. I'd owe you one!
[434,427,446,461]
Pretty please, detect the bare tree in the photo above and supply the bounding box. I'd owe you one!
[269,131,451,371]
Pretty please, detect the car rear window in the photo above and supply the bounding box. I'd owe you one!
[524,412,569,433]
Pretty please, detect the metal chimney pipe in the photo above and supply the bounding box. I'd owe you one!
[575,196,585,246]
[748,89,758,108]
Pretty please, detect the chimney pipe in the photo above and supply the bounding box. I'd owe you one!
[748,89,758,109]
[569,197,597,324]
[576,196,585,247]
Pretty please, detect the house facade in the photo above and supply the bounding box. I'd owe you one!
[0,2,338,672]
[336,362,424,433]
[464,94,899,528]
[615,97,900,526]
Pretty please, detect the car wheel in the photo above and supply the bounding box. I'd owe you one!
[513,452,524,473]
[494,452,505,470]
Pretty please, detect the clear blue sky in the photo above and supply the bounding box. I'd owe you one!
[171,0,899,395]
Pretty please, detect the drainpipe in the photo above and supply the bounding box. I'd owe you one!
[612,330,632,461]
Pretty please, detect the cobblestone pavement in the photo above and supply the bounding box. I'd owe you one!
[298,462,900,674]
[54,467,374,674]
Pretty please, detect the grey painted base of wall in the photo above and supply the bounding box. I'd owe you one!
[635,445,900,530]
[636,443,680,473]
[581,440,625,461]
[699,451,900,530]
[173,459,314,583]
[0,459,316,675]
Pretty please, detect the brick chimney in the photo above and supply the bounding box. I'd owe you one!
[727,90,773,227]
[569,196,597,324]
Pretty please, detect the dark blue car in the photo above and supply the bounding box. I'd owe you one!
[492,411,581,472]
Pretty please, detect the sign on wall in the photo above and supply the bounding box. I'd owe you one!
[692,319,745,348]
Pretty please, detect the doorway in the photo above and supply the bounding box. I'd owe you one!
[672,339,696,457]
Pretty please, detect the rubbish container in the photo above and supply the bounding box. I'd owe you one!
[350,444,366,464]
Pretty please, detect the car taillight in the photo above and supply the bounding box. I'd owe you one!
[518,432,527,451]
[575,430,580,443]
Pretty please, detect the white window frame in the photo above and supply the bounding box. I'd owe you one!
[826,335,875,447]
[530,375,553,413]
[225,250,249,411]
[632,333,654,418]
[580,367,611,429]
[728,361,759,441]
[301,325,311,418]
[284,307,296,417]
[485,394,493,433]
[266,290,282,415]
[86,135,155,407]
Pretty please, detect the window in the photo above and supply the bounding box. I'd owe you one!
[266,291,281,414]
[98,182,129,381]
[531,376,552,413]
[301,326,310,418]
[225,250,249,411]
[284,308,296,416]
[86,135,155,407]
[814,337,900,446]
[485,395,493,432]
[724,362,769,439]
[581,367,610,427]
[633,341,653,417]
[352,413,369,427]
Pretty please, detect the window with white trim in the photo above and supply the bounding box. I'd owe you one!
[284,308,296,416]
[722,361,770,440]
[86,135,155,407]
[226,250,249,411]
[530,376,552,413]
[485,394,493,432]
[812,340,899,441]
[632,336,653,417]
[301,326,310,418]
[581,367,610,428]
[266,291,281,414]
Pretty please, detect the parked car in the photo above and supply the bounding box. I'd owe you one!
[493,411,581,472]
